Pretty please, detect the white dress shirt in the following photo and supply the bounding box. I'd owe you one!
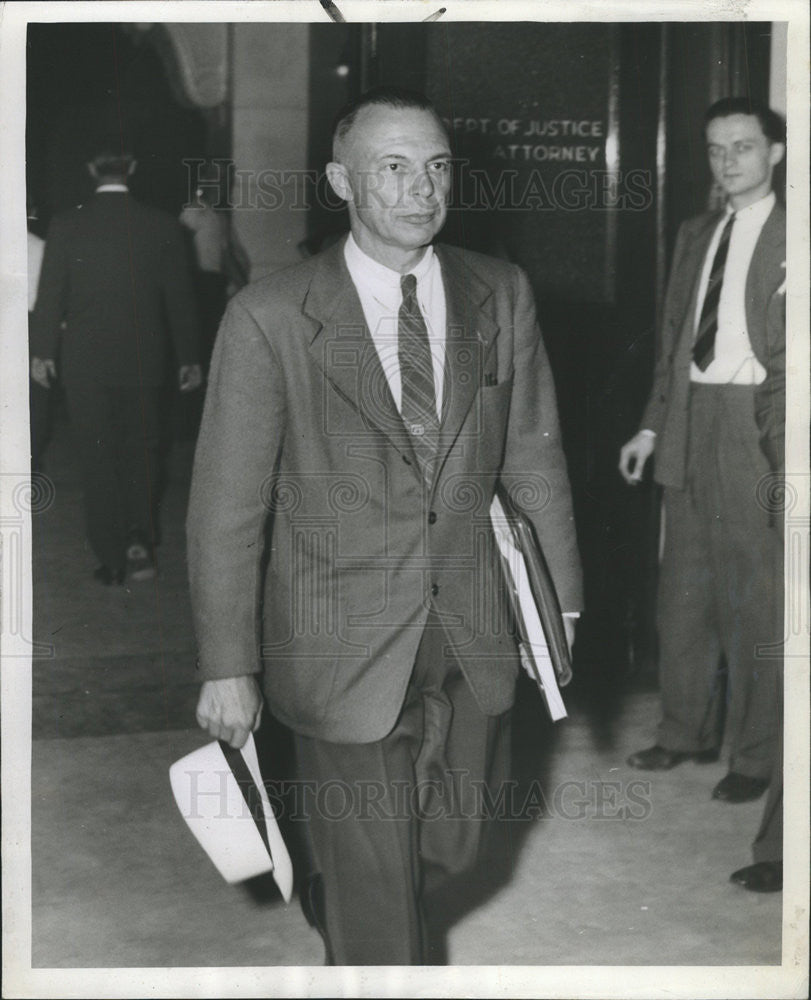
[344,233,446,418]
[690,191,775,385]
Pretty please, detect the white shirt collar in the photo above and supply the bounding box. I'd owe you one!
[726,190,775,227]
[96,184,129,193]
[344,233,435,297]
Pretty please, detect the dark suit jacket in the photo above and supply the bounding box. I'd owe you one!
[187,238,582,744]
[30,192,199,386]
[641,201,786,486]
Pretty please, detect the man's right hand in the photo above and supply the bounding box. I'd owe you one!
[618,431,656,485]
[31,357,56,389]
[196,675,264,749]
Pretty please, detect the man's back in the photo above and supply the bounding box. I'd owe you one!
[32,192,197,386]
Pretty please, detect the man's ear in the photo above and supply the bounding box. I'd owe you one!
[326,162,353,204]
[87,163,99,180]
[127,159,138,176]
[768,142,786,167]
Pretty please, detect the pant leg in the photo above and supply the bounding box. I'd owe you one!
[752,665,783,863]
[416,619,511,886]
[117,386,162,544]
[29,313,53,472]
[291,613,509,966]
[707,386,781,778]
[292,695,424,966]
[656,479,725,754]
[63,379,126,570]
[29,382,52,472]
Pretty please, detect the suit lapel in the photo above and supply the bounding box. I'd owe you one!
[433,246,499,481]
[303,239,419,465]
[746,202,786,351]
[683,212,724,330]
[670,211,725,366]
[303,240,500,484]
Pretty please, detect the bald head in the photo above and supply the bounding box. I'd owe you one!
[331,86,447,164]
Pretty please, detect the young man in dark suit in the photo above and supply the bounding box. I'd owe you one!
[619,98,786,806]
[187,87,582,964]
[31,150,201,583]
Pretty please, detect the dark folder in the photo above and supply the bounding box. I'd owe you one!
[490,482,573,721]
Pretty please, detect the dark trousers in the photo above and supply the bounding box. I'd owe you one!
[30,379,53,472]
[753,666,783,863]
[64,377,161,571]
[291,614,512,965]
[656,384,782,778]
[30,314,54,471]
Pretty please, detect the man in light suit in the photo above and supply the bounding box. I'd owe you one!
[188,87,582,964]
[620,98,786,806]
[31,150,201,583]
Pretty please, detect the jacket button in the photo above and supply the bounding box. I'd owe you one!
[428,511,437,524]
[431,583,439,596]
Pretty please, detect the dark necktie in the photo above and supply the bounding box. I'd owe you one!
[693,212,736,371]
[398,273,439,486]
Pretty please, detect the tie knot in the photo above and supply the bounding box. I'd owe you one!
[401,274,417,297]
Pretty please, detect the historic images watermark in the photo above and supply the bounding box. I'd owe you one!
[754,471,810,659]
[183,158,654,214]
[1,471,55,658]
[179,772,654,824]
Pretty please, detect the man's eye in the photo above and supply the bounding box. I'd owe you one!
[431,161,450,172]
[385,163,401,172]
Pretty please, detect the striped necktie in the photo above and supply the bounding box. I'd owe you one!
[693,212,736,371]
[398,273,439,487]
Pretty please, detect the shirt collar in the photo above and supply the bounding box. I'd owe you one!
[726,190,775,227]
[344,233,435,295]
[96,184,129,193]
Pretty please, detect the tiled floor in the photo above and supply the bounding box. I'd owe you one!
[28,417,783,970]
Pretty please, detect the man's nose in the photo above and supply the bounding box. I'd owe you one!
[412,170,437,200]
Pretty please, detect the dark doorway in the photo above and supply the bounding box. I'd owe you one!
[26,23,207,228]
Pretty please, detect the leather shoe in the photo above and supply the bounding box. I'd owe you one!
[712,772,769,803]
[730,861,782,892]
[93,565,124,585]
[626,745,719,770]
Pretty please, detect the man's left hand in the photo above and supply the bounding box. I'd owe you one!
[179,364,203,392]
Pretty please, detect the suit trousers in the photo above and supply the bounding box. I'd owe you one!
[753,665,783,863]
[291,610,512,965]
[656,384,782,777]
[64,376,161,571]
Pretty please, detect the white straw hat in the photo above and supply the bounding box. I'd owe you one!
[170,733,293,901]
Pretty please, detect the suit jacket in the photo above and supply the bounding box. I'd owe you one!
[30,192,199,386]
[641,201,786,486]
[187,238,582,744]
